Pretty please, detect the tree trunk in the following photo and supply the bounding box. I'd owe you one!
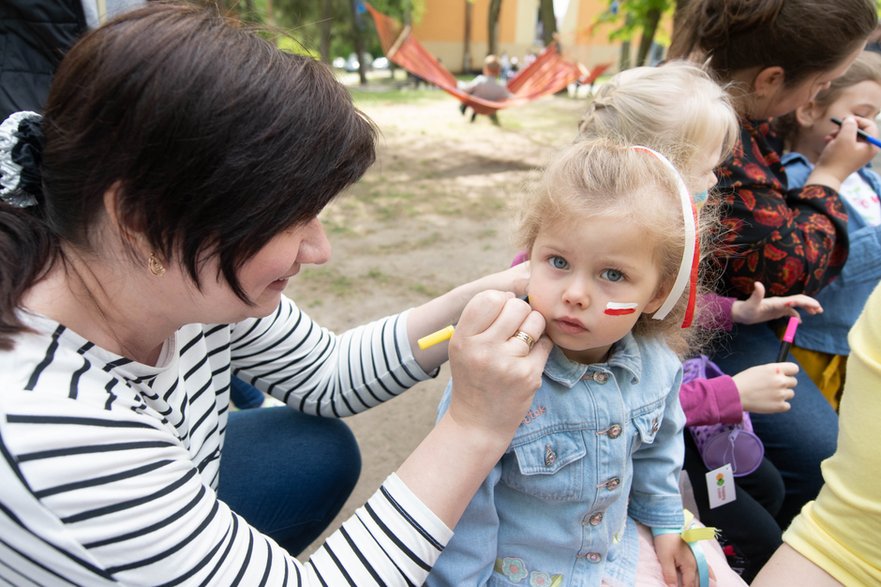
[539,0,556,46]
[265,0,275,26]
[463,0,473,73]
[242,0,255,22]
[617,12,634,70]
[488,0,502,57]
[350,0,368,85]
[636,7,661,66]
[319,0,332,65]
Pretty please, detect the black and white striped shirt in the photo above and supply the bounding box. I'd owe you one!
[0,296,452,585]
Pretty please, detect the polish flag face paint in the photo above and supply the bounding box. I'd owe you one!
[604,302,638,316]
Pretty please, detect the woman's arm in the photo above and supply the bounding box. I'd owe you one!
[752,544,843,586]
[229,264,531,418]
[0,292,550,586]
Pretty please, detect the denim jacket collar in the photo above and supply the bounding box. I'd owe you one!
[543,332,642,388]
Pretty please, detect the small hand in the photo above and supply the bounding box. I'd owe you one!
[731,282,822,325]
[732,362,798,413]
[654,533,700,587]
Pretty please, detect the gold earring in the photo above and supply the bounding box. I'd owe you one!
[148,253,166,276]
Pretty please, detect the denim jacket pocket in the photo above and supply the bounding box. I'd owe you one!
[502,430,586,501]
[630,400,665,451]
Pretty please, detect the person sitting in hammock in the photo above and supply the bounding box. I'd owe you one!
[459,54,511,125]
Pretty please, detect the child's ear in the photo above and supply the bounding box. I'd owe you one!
[795,101,820,128]
[642,282,671,315]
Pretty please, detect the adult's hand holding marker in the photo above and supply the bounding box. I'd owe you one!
[831,116,881,148]
[444,290,551,441]
[809,115,879,190]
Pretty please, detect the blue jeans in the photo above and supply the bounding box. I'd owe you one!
[217,407,361,555]
[229,376,265,409]
[711,322,838,527]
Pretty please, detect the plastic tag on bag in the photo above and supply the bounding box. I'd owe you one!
[706,464,736,509]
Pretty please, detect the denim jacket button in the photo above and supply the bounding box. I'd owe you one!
[586,552,602,563]
[605,477,620,490]
[607,424,622,439]
[651,418,660,433]
[592,371,609,384]
[544,443,557,466]
[586,512,604,526]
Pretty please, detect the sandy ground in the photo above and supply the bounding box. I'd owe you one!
[287,87,589,557]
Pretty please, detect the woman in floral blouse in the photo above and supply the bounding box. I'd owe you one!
[669,0,878,532]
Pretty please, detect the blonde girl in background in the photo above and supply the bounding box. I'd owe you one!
[775,50,881,410]
[427,137,747,587]
[577,60,736,208]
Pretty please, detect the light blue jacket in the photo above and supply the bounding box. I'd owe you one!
[782,153,881,355]
[427,333,685,587]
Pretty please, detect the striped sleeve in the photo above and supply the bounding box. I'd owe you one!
[1,394,451,585]
[229,297,435,417]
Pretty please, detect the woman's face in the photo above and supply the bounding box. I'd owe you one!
[755,46,864,119]
[186,217,332,324]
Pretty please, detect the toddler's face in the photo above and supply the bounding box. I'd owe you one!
[527,213,665,365]
[800,80,881,156]
[690,139,725,196]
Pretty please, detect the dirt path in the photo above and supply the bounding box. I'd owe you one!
[291,89,588,557]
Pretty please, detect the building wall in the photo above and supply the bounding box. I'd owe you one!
[409,0,628,75]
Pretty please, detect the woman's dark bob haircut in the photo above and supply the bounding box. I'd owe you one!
[40,2,376,301]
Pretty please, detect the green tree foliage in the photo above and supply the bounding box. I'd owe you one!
[596,0,674,68]
[243,0,423,65]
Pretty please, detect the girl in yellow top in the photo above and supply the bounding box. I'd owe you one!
[753,281,881,585]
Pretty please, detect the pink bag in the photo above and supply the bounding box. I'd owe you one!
[683,356,765,477]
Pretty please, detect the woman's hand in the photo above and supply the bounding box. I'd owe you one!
[809,115,879,188]
[397,290,550,528]
[408,263,532,371]
[446,290,551,442]
[732,362,798,413]
[731,282,822,325]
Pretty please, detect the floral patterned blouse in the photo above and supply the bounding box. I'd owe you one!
[713,118,849,298]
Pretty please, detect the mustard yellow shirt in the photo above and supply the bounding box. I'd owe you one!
[783,282,881,584]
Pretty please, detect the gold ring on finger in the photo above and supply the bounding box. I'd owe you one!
[511,330,536,351]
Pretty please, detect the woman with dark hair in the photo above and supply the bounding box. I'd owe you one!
[669,0,877,545]
[0,3,551,584]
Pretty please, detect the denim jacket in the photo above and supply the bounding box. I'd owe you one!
[427,333,685,587]
[782,153,881,355]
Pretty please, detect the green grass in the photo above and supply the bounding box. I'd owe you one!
[347,86,450,104]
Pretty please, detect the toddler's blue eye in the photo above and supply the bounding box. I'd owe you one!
[601,268,624,282]
[550,256,568,269]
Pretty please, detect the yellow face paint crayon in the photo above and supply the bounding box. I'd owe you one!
[417,324,455,350]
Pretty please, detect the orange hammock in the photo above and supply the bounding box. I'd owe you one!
[364,2,584,115]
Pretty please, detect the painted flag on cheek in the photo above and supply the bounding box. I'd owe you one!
[604,302,638,316]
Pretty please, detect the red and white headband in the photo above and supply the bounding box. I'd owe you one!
[630,145,699,328]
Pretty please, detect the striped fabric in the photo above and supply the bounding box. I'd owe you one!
[0,296,451,585]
